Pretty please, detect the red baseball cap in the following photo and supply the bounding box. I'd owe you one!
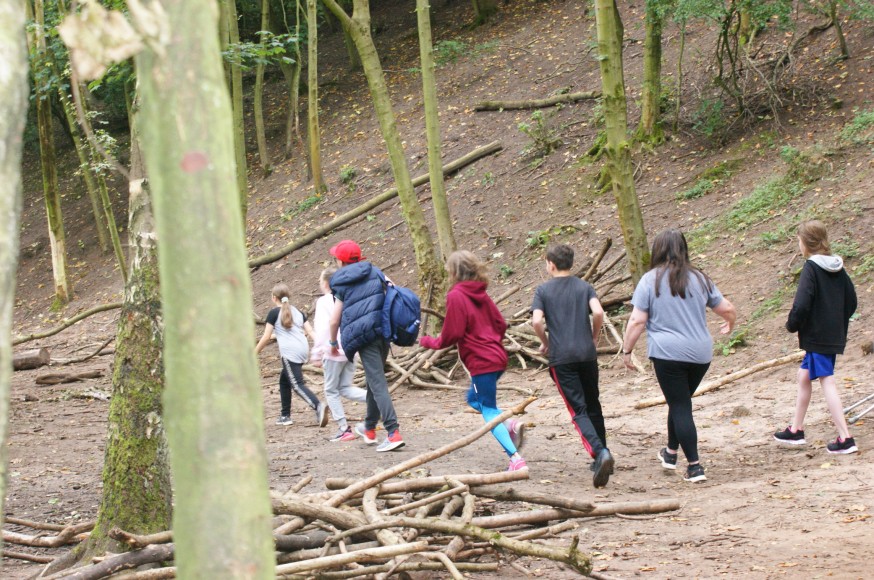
[330,240,364,263]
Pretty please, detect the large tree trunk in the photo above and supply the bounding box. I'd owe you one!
[322,0,444,292]
[32,0,71,305]
[254,0,273,175]
[0,0,29,543]
[307,0,326,192]
[636,0,663,144]
[76,90,172,560]
[135,0,274,577]
[593,0,648,284]
[416,0,455,264]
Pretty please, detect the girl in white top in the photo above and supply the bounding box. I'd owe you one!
[256,283,327,427]
[311,268,367,441]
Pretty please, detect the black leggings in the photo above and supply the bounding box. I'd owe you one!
[651,358,710,464]
[279,357,320,417]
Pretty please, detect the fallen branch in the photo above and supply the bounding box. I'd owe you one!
[35,370,103,385]
[278,561,497,580]
[56,337,114,366]
[470,498,680,528]
[382,483,469,516]
[2,521,94,548]
[108,528,172,550]
[248,141,503,268]
[1,549,55,563]
[13,348,51,371]
[13,303,122,346]
[472,485,595,512]
[41,544,173,580]
[474,90,600,111]
[635,352,804,408]
[325,470,529,495]
[4,517,66,531]
[274,541,428,575]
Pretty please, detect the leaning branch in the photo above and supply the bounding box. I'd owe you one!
[12,303,122,346]
[474,91,601,111]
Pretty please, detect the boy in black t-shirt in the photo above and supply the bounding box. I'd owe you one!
[532,244,614,488]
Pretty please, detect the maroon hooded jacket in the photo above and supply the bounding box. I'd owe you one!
[419,281,508,376]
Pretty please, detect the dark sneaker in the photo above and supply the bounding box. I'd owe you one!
[376,430,405,452]
[508,457,528,471]
[827,436,858,455]
[354,422,378,445]
[329,427,355,442]
[684,463,707,483]
[774,426,806,445]
[658,447,678,469]
[505,419,526,451]
[592,448,615,488]
[276,415,293,426]
[317,403,330,428]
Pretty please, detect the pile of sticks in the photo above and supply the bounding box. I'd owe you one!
[8,400,680,579]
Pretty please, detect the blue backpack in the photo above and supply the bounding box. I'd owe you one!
[378,275,421,347]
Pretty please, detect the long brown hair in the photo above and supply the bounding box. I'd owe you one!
[650,229,712,298]
[446,250,489,286]
[797,220,831,256]
[272,283,293,328]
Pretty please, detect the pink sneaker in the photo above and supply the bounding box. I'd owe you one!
[505,419,525,451]
[507,457,528,472]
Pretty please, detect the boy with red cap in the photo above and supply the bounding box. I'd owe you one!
[328,240,405,452]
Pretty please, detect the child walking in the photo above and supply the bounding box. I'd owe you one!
[419,251,526,472]
[532,244,613,487]
[774,220,858,454]
[256,283,328,427]
[311,267,368,442]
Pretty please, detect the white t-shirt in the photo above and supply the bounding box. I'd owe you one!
[266,306,308,363]
[311,294,348,363]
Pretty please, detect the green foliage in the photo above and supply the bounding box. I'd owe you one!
[480,172,495,187]
[726,177,803,229]
[498,264,514,279]
[715,329,747,356]
[433,40,467,66]
[525,225,576,249]
[759,225,791,247]
[223,32,299,70]
[831,238,860,259]
[281,193,323,221]
[749,287,789,323]
[678,179,716,200]
[677,159,740,200]
[840,108,874,146]
[518,110,562,160]
[691,97,727,140]
[779,145,831,183]
[853,254,874,280]
[339,165,357,185]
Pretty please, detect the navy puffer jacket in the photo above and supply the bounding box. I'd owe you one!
[330,261,386,361]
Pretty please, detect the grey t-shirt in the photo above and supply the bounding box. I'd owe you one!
[266,306,309,364]
[531,276,598,366]
[630,269,724,364]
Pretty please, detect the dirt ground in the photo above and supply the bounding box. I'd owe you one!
[7,0,874,576]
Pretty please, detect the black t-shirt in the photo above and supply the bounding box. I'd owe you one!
[531,276,598,365]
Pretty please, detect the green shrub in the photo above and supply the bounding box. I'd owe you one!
[339,165,357,184]
[518,110,562,159]
[841,108,874,146]
[434,40,467,66]
[726,177,803,230]
[281,194,323,221]
[691,98,727,140]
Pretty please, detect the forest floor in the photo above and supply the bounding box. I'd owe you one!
[7,0,874,577]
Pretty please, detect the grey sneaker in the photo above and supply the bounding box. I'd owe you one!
[276,415,293,426]
[658,447,678,470]
[317,403,329,428]
[592,448,615,488]
[774,426,806,445]
[376,429,405,452]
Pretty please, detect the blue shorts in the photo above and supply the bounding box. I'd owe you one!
[801,352,836,380]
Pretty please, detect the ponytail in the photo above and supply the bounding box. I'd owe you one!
[272,283,293,329]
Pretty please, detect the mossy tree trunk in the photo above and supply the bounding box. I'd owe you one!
[636,0,664,144]
[307,0,326,192]
[0,0,29,539]
[322,0,444,293]
[76,93,172,560]
[135,0,274,576]
[594,0,648,284]
[32,0,70,305]
[416,0,455,265]
[254,0,273,175]
[272,0,304,158]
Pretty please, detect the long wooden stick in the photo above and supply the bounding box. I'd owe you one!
[274,541,428,575]
[382,484,468,516]
[277,561,498,580]
[474,91,601,111]
[324,470,529,494]
[40,544,174,580]
[326,398,536,507]
[635,352,804,408]
[248,141,503,268]
[470,498,681,528]
[2,521,94,548]
[472,485,595,512]
[13,303,122,346]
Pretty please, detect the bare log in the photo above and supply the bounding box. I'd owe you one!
[326,398,536,507]
[108,528,172,550]
[3,517,66,531]
[579,238,612,281]
[2,521,93,548]
[248,141,503,268]
[274,541,429,575]
[272,497,368,531]
[635,352,804,408]
[277,541,381,565]
[389,347,449,393]
[474,91,601,111]
[443,479,475,560]
[471,498,681,528]
[278,561,497,579]
[108,569,176,580]
[511,520,579,541]
[382,484,468,516]
[40,544,173,580]
[473,485,595,512]
[1,550,55,563]
[35,370,103,385]
[325,470,529,494]
[13,303,122,346]
[12,348,50,370]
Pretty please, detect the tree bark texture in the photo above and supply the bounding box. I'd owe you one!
[306,0,325,191]
[221,0,249,220]
[636,0,663,143]
[594,0,648,284]
[254,0,273,175]
[0,0,28,545]
[416,0,455,263]
[321,0,444,294]
[78,92,173,560]
[33,0,71,304]
[135,0,274,577]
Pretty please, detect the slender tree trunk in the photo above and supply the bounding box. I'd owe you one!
[674,20,685,133]
[0,0,29,542]
[221,0,249,220]
[307,0,326,192]
[254,0,273,175]
[471,0,498,24]
[322,0,444,292]
[32,0,70,305]
[416,0,454,263]
[343,28,362,71]
[76,89,172,560]
[135,0,274,576]
[270,0,303,158]
[738,7,751,48]
[636,0,663,144]
[828,0,849,59]
[594,0,648,284]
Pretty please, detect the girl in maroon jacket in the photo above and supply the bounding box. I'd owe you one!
[420,251,527,471]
